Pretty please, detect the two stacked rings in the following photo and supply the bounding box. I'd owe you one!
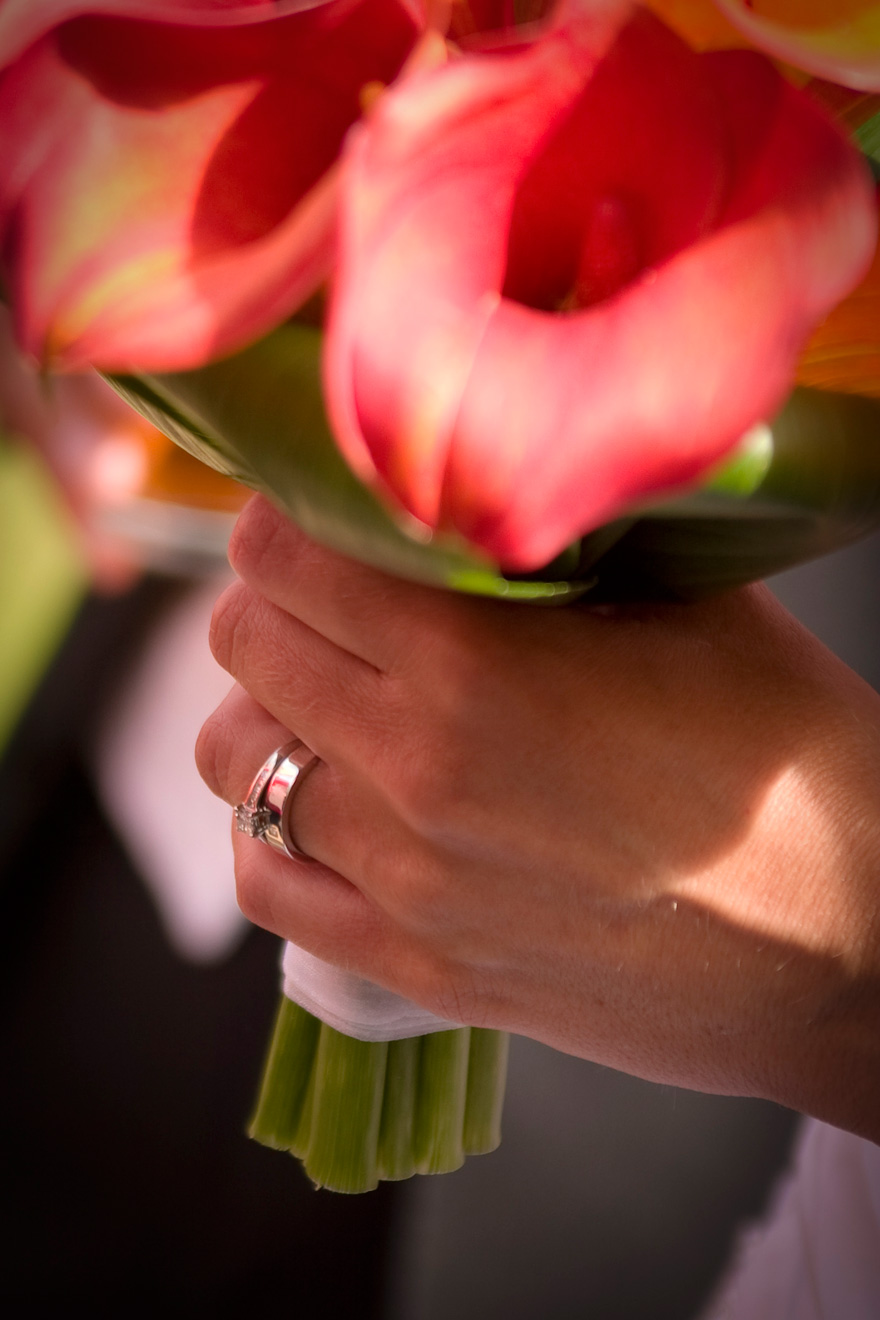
[234,739,319,861]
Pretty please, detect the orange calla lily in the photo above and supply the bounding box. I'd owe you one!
[641,0,746,51]
[796,221,880,399]
[793,77,880,400]
[715,0,880,91]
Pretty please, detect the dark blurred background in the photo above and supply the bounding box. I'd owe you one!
[1,440,877,1317]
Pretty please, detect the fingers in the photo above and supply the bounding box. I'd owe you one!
[196,678,498,1005]
[196,682,294,804]
[232,823,486,1022]
[197,684,443,932]
[230,829,414,984]
[227,495,456,674]
[194,683,370,947]
[209,575,392,767]
[196,683,434,990]
[231,826,370,952]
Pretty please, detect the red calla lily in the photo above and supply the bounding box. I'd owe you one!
[325,0,877,570]
[0,0,422,372]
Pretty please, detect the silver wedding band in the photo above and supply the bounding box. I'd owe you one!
[234,738,319,860]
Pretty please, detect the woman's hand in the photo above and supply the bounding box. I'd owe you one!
[197,495,880,1141]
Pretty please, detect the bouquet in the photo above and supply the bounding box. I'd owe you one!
[2,0,880,1193]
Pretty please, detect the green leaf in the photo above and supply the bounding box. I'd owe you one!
[590,389,880,600]
[109,329,880,604]
[855,108,880,165]
[107,325,583,602]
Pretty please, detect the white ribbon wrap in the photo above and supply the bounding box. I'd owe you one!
[281,942,460,1042]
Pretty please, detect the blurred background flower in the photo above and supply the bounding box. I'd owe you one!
[0,0,421,371]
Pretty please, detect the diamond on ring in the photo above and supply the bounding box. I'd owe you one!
[234,803,272,837]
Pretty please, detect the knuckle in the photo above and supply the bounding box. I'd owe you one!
[208,580,252,674]
[423,612,488,702]
[370,851,468,956]
[380,855,450,934]
[227,495,289,583]
[194,709,231,801]
[381,636,493,837]
[210,584,287,695]
[393,731,471,839]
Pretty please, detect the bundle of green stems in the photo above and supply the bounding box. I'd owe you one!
[250,998,510,1193]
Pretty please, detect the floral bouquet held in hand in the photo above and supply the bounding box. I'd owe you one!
[2,0,880,1192]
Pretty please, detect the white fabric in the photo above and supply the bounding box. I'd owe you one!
[702,1119,880,1320]
[281,941,460,1041]
[93,576,246,963]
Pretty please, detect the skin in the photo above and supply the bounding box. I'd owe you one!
[197,495,880,1143]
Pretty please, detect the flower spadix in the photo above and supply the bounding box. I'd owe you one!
[0,0,421,372]
[324,0,877,570]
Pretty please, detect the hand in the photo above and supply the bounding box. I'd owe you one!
[197,496,880,1141]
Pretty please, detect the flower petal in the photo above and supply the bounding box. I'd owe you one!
[326,4,877,569]
[325,1,626,528]
[796,222,880,399]
[0,1,360,65]
[642,0,747,51]
[451,49,878,565]
[0,0,420,371]
[715,0,880,91]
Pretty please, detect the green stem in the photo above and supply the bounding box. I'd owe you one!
[248,997,320,1150]
[377,1036,420,1182]
[302,1025,389,1193]
[463,1028,510,1155]
[413,1028,471,1175]
[249,998,511,1191]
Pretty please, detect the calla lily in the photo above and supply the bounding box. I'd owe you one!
[642,0,747,50]
[0,2,345,64]
[787,78,880,400]
[325,0,877,570]
[796,220,880,399]
[0,0,421,372]
[715,0,880,91]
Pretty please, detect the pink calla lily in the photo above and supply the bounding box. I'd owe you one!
[0,0,422,372]
[0,1,351,64]
[325,0,878,570]
[714,1,880,92]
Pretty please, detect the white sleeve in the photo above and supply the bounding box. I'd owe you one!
[702,1118,880,1320]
